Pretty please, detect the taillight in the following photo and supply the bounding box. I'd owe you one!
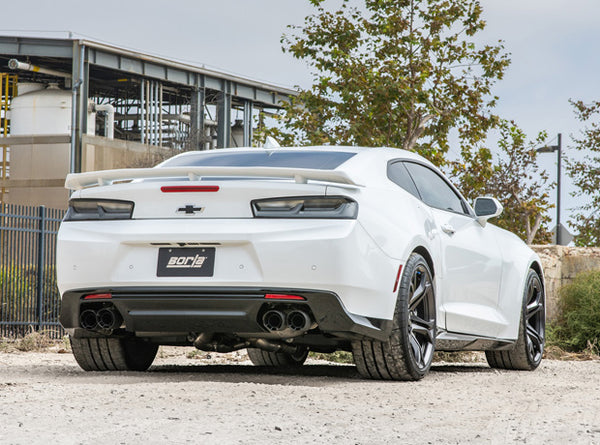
[264,294,306,301]
[252,196,358,219]
[64,199,134,221]
[83,293,112,300]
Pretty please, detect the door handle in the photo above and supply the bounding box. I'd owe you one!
[441,223,455,235]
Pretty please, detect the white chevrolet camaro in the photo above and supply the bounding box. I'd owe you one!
[57,146,545,380]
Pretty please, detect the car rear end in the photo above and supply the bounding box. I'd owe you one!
[57,149,400,354]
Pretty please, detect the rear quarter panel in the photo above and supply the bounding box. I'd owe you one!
[490,224,543,340]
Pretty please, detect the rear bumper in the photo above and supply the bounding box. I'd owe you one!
[60,286,393,341]
[57,218,401,320]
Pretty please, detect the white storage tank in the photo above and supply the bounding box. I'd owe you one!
[10,83,72,135]
[7,83,95,209]
[16,82,45,95]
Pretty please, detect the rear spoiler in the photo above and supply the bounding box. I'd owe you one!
[64,166,364,190]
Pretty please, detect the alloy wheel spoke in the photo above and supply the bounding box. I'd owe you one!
[527,324,543,349]
[410,279,427,309]
[410,314,435,340]
[410,282,431,312]
[527,301,543,318]
[527,283,536,301]
[409,333,424,367]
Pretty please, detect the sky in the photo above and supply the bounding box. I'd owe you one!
[1,0,599,234]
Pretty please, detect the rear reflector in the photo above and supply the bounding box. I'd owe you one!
[83,293,112,300]
[264,294,306,301]
[161,186,220,193]
[393,265,403,293]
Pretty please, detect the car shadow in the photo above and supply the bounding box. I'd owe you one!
[138,361,495,385]
[147,363,361,386]
[430,363,494,373]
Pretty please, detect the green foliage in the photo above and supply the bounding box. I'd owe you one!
[309,350,354,364]
[453,120,553,244]
[567,100,600,246]
[0,265,60,322]
[277,0,510,164]
[550,270,600,352]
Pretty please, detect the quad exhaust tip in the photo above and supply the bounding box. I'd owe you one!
[80,309,98,330]
[262,310,286,332]
[287,310,312,332]
[79,306,123,331]
[262,309,313,333]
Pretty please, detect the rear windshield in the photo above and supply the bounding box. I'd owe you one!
[160,150,356,170]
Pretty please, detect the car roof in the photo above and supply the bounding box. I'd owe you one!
[158,146,438,187]
[162,145,433,165]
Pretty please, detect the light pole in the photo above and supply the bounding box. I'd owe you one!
[536,133,562,245]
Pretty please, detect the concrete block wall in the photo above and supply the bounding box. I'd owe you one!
[531,245,600,321]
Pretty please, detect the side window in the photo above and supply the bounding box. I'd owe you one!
[387,161,420,198]
[404,162,468,215]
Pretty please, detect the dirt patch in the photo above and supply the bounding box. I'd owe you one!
[0,348,599,444]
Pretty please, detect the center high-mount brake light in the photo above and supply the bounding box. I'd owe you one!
[83,293,112,300]
[161,186,220,193]
[264,294,306,301]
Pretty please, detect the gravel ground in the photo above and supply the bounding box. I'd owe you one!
[0,347,599,445]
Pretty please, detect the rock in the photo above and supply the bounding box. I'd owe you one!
[531,245,600,320]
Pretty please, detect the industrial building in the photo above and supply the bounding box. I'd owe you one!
[0,34,296,208]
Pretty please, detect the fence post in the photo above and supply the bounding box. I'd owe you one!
[36,205,46,331]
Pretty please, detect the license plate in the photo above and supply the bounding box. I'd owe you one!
[157,247,216,277]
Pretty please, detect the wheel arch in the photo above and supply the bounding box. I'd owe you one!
[412,245,435,278]
[529,260,544,287]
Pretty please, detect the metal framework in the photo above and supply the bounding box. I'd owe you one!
[0,73,17,202]
[0,35,296,174]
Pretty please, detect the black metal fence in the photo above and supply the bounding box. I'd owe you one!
[0,203,65,338]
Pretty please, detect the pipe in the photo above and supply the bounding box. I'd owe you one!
[251,338,298,355]
[140,80,145,144]
[96,307,122,330]
[8,59,72,79]
[287,310,312,332]
[145,80,150,145]
[70,44,84,175]
[192,333,250,352]
[153,81,157,145]
[262,310,285,331]
[159,83,163,146]
[192,332,213,349]
[80,309,98,330]
[95,104,115,139]
[148,80,152,145]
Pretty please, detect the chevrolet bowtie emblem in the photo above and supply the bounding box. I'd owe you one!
[177,205,204,215]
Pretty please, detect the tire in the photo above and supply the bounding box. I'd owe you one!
[486,269,545,370]
[352,253,436,381]
[246,347,309,367]
[70,336,158,371]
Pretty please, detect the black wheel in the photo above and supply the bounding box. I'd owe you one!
[70,336,158,371]
[352,252,436,381]
[247,347,309,367]
[486,269,545,370]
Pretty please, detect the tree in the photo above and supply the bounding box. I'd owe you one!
[278,0,510,164]
[567,100,600,246]
[452,121,553,244]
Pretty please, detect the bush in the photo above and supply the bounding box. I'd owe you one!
[550,270,600,352]
[15,331,55,351]
[0,264,60,324]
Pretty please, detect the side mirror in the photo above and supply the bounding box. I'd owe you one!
[473,197,503,227]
